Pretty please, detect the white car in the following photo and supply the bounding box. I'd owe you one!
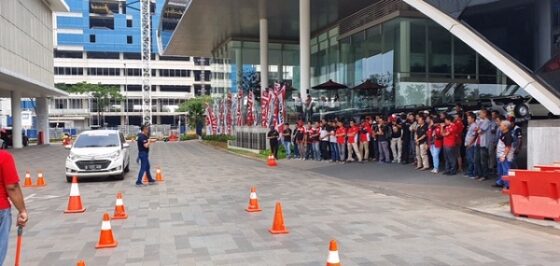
[65,130,130,182]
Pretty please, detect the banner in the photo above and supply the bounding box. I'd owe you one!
[226,91,233,134]
[236,88,243,127]
[205,104,212,134]
[261,88,270,128]
[277,83,286,132]
[210,104,218,135]
[246,90,255,126]
[218,98,225,134]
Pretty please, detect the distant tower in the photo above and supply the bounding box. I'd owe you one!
[140,0,152,124]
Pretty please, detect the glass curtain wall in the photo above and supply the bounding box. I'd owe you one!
[331,17,527,117]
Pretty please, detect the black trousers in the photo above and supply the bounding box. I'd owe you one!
[320,141,330,160]
[270,141,279,159]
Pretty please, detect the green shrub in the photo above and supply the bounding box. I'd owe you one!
[180,133,198,141]
[202,134,235,142]
[259,144,287,159]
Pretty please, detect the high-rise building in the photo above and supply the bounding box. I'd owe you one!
[51,0,211,128]
[1,0,69,148]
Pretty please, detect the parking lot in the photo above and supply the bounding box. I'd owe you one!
[5,141,560,265]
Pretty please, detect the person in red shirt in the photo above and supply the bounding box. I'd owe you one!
[441,115,458,175]
[359,119,372,161]
[346,120,363,162]
[454,115,465,173]
[0,150,28,264]
[335,121,347,162]
[294,122,307,160]
[427,117,444,173]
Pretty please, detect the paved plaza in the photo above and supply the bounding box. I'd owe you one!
[5,141,560,265]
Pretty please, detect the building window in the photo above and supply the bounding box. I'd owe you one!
[54,50,83,59]
[86,52,120,59]
[127,36,132,44]
[127,19,132,27]
[90,34,96,43]
[160,85,191,92]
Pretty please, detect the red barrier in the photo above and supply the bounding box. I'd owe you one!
[534,165,560,172]
[503,170,560,221]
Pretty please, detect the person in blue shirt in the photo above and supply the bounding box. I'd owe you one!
[136,123,155,186]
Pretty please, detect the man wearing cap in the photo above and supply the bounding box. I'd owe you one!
[136,124,156,186]
[0,150,28,264]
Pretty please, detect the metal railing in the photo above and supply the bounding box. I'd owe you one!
[230,126,268,151]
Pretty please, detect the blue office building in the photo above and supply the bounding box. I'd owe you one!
[52,0,211,128]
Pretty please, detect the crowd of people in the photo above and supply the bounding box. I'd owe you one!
[267,104,522,189]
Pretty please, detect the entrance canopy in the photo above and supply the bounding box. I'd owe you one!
[0,68,68,98]
[161,0,375,56]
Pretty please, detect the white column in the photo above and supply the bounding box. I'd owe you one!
[535,0,552,68]
[35,97,50,145]
[11,91,22,149]
[259,0,269,95]
[235,48,243,88]
[299,0,310,100]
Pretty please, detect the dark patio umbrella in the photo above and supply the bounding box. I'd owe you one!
[352,79,385,92]
[311,79,348,90]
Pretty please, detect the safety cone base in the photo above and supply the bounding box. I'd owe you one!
[112,213,128,219]
[245,207,262,212]
[268,227,289,234]
[95,240,118,249]
[64,208,86,214]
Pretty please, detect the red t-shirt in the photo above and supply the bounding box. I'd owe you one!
[336,127,346,144]
[347,126,359,144]
[0,151,20,209]
[427,126,443,148]
[454,120,464,145]
[360,123,372,142]
[443,124,457,148]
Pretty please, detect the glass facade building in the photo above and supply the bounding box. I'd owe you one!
[162,0,560,122]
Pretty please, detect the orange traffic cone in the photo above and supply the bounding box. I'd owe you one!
[326,240,341,266]
[64,176,86,213]
[35,171,46,187]
[76,260,86,266]
[112,192,128,219]
[245,186,262,212]
[267,155,277,167]
[23,171,33,187]
[155,167,164,182]
[96,213,118,249]
[269,201,288,234]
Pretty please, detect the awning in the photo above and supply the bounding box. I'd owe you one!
[161,0,376,56]
[0,68,68,98]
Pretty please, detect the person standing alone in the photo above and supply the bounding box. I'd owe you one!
[136,124,156,186]
[267,126,280,159]
[0,150,28,264]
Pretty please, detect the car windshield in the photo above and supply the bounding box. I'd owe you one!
[74,133,120,148]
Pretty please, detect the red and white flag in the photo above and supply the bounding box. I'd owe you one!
[261,89,269,128]
[236,88,243,127]
[226,91,233,134]
[246,90,255,126]
[276,83,286,132]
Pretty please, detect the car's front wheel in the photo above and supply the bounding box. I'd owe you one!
[124,158,130,173]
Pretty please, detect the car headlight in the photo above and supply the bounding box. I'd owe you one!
[68,152,80,161]
[504,102,516,114]
[109,151,121,159]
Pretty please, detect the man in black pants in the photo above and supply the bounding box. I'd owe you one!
[267,126,280,159]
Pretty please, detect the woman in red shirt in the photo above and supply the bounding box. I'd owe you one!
[441,115,458,175]
[427,117,443,173]
[335,121,347,162]
[346,120,363,162]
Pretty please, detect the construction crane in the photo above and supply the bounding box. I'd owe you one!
[127,0,152,125]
